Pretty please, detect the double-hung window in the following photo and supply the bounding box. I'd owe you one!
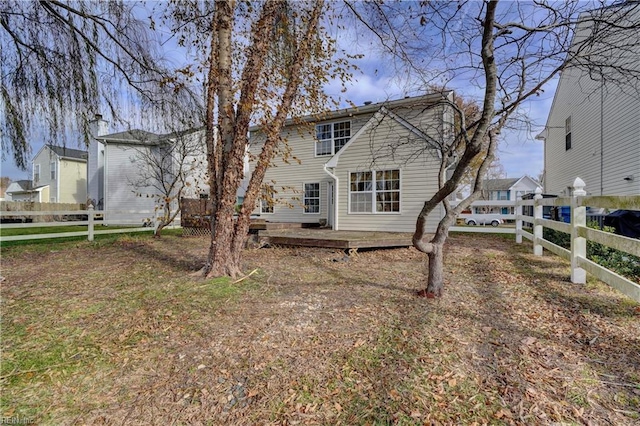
[33,164,40,183]
[50,161,56,180]
[315,121,351,156]
[260,185,274,214]
[565,116,572,150]
[349,169,400,213]
[303,183,320,214]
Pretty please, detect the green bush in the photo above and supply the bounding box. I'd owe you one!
[543,222,640,283]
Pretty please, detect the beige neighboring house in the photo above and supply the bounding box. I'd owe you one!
[32,145,87,203]
[5,180,49,202]
[248,92,455,232]
[540,3,640,196]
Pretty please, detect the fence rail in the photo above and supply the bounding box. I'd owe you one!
[515,177,640,302]
[0,207,168,242]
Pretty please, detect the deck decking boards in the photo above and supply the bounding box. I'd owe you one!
[257,227,414,250]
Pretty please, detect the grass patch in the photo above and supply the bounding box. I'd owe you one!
[2,233,638,424]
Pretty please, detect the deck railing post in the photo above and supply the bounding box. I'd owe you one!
[533,188,543,256]
[88,205,95,242]
[571,177,587,284]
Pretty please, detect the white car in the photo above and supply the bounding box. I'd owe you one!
[464,217,504,227]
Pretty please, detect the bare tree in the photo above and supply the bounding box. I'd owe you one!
[128,129,207,237]
[1,1,200,169]
[347,0,640,297]
[164,0,353,278]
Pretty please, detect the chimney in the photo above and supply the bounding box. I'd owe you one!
[87,113,108,207]
[364,101,372,106]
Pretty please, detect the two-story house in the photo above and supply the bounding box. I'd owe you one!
[472,176,542,215]
[87,119,212,225]
[540,3,640,196]
[31,144,87,204]
[249,92,455,233]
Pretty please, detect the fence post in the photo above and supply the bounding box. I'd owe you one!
[571,177,587,284]
[515,196,523,244]
[88,205,95,242]
[533,188,543,256]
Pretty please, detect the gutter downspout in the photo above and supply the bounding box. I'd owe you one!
[323,164,339,231]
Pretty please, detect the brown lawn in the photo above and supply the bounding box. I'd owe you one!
[1,233,639,425]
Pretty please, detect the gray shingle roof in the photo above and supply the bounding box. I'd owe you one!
[99,129,162,145]
[47,145,87,160]
[483,178,520,191]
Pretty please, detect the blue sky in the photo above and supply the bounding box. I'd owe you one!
[1,2,553,183]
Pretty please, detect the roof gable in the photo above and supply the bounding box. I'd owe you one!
[325,105,444,168]
[47,145,87,160]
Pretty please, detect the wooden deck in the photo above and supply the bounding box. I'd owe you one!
[257,228,414,251]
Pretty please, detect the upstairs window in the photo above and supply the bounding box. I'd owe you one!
[50,161,56,180]
[565,116,572,150]
[33,164,40,183]
[315,121,351,156]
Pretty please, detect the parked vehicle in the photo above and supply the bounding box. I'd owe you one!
[464,217,503,227]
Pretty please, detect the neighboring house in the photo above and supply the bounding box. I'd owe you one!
[87,119,212,225]
[5,180,49,202]
[31,144,87,204]
[473,176,542,215]
[540,4,640,196]
[248,92,455,233]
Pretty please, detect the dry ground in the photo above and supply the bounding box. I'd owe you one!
[1,233,639,425]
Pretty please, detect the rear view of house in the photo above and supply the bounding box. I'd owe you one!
[249,92,455,233]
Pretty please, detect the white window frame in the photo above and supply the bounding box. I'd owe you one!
[315,120,351,156]
[260,185,274,214]
[565,116,572,151]
[348,169,401,214]
[33,164,40,183]
[303,182,321,214]
[50,160,57,180]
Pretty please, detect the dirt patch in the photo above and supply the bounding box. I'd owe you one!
[2,233,639,425]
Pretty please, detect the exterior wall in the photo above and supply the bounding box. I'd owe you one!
[58,159,87,204]
[334,114,444,233]
[544,8,640,196]
[32,148,57,202]
[545,68,640,196]
[88,118,108,207]
[251,113,375,223]
[104,143,157,225]
[510,178,541,200]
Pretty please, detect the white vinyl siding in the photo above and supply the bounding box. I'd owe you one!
[544,8,640,196]
[335,112,445,232]
[104,144,157,224]
[249,113,371,223]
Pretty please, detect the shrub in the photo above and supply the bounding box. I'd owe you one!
[543,222,640,283]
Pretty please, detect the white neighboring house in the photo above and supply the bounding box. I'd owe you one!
[31,144,87,204]
[540,4,640,196]
[248,92,455,232]
[473,176,542,215]
[87,122,211,225]
[5,180,49,202]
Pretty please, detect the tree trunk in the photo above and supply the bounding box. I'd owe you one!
[417,243,445,298]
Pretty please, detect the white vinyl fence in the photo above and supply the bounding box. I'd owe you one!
[0,207,179,242]
[515,178,640,302]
